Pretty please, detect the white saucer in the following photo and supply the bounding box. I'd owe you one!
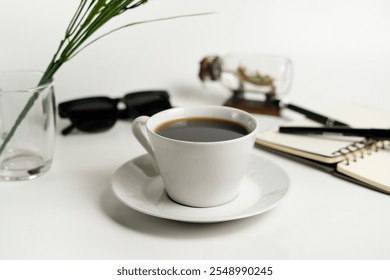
[111,153,290,223]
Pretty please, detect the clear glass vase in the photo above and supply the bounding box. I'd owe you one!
[0,70,56,181]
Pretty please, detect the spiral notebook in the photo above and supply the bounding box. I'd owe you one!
[256,105,390,194]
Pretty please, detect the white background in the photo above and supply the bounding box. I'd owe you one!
[1,0,390,111]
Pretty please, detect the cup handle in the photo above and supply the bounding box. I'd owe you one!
[132,116,159,172]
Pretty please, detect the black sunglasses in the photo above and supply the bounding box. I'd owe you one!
[58,90,172,135]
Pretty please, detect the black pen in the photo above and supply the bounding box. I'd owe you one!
[272,99,350,127]
[279,126,390,140]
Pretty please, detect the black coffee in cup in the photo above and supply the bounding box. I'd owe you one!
[155,117,249,142]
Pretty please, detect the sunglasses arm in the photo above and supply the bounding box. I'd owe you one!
[61,124,76,136]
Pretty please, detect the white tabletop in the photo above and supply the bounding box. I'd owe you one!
[1,0,390,260]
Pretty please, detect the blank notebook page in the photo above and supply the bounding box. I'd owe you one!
[336,142,390,193]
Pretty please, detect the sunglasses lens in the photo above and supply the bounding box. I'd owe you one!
[60,98,118,133]
[123,91,172,119]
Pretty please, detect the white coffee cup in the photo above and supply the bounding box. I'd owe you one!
[132,105,258,208]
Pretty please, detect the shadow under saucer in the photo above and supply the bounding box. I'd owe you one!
[100,186,273,240]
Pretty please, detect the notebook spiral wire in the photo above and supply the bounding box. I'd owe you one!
[333,139,388,165]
